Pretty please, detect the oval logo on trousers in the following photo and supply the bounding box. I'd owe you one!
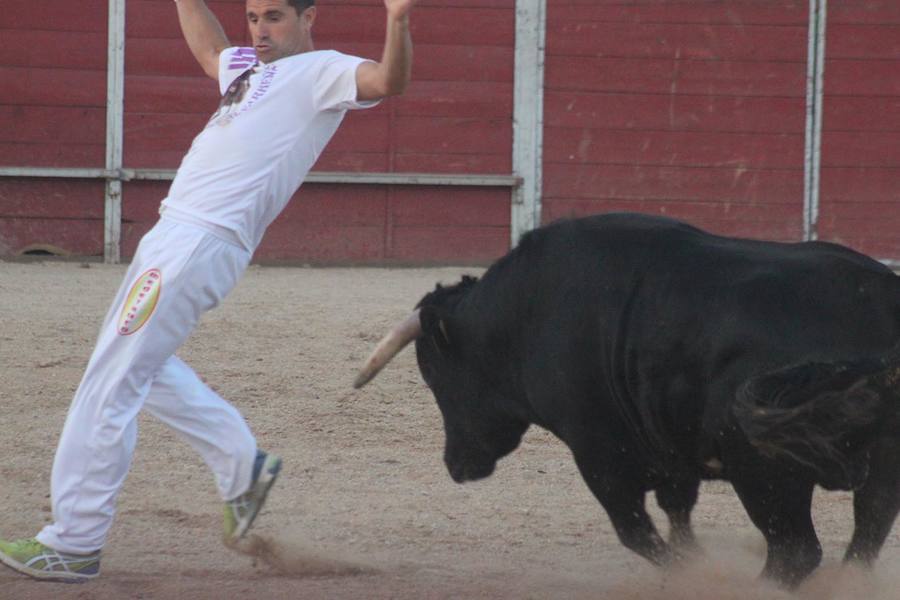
[117,268,162,335]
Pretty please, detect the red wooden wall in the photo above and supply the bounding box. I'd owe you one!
[542,0,810,242]
[817,1,900,259]
[0,0,107,255]
[120,0,514,263]
[2,0,514,263]
[5,0,900,263]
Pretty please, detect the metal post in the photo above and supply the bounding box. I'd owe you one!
[803,0,827,241]
[511,0,546,246]
[105,0,126,263]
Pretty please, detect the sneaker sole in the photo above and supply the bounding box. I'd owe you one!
[233,456,282,540]
[0,552,98,583]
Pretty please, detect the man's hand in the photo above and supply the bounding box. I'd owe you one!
[384,0,418,21]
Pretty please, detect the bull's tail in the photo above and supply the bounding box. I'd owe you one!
[733,354,900,486]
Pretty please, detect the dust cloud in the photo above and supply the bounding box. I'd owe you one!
[599,548,900,600]
[226,533,378,577]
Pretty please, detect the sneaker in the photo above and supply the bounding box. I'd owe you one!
[224,450,282,542]
[0,538,100,583]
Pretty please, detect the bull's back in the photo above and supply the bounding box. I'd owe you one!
[498,213,900,453]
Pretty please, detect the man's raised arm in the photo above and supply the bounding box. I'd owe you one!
[175,0,232,80]
[355,0,419,101]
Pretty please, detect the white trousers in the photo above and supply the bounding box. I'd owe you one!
[37,218,257,554]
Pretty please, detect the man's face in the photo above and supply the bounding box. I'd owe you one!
[245,0,315,63]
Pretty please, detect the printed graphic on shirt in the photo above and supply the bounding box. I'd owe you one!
[117,268,162,335]
[211,67,255,122]
[227,47,256,71]
[208,63,279,128]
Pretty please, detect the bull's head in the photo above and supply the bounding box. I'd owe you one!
[354,276,528,483]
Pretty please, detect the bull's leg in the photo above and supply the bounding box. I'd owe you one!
[730,473,821,588]
[655,478,701,551]
[573,454,674,566]
[845,440,900,565]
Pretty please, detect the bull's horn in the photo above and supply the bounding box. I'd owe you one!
[353,309,423,389]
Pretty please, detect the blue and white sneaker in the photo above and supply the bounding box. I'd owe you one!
[0,537,100,583]
[223,450,282,542]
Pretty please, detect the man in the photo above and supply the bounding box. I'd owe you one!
[0,0,417,582]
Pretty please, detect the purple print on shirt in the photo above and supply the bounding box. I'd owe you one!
[228,47,257,70]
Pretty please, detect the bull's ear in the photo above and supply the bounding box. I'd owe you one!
[420,305,454,349]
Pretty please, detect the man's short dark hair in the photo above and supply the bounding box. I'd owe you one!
[288,0,315,14]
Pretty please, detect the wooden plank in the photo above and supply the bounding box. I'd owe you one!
[122,181,169,222]
[824,97,900,132]
[124,75,220,114]
[0,179,104,218]
[548,3,808,26]
[390,225,509,264]
[542,163,804,203]
[4,66,106,108]
[544,92,805,133]
[122,113,209,155]
[122,152,391,173]
[545,56,805,97]
[336,0,513,7]
[125,38,512,82]
[828,0,900,25]
[125,39,209,78]
[121,222,153,258]
[819,199,900,222]
[305,152,391,172]
[0,142,105,167]
[0,106,106,144]
[254,225,386,262]
[826,24,900,59]
[0,30,106,70]
[821,131,900,167]
[121,183,391,261]
[390,187,510,227]
[336,43,514,82]
[412,45,513,83]
[394,117,511,155]
[0,218,103,256]
[544,128,803,169]
[826,59,900,96]
[275,184,390,227]
[0,0,107,33]
[126,0,247,40]
[541,198,803,241]
[323,112,391,153]
[543,197,801,222]
[123,182,388,226]
[394,81,512,118]
[123,75,512,117]
[819,167,900,203]
[547,22,807,61]
[392,153,512,173]
[280,192,386,260]
[316,6,514,47]
[122,110,388,155]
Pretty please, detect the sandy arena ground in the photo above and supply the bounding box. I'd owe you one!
[1,261,899,599]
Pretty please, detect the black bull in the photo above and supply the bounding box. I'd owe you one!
[354,213,900,587]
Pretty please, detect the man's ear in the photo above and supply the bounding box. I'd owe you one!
[303,5,316,26]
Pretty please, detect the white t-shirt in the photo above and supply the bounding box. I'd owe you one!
[162,48,378,251]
